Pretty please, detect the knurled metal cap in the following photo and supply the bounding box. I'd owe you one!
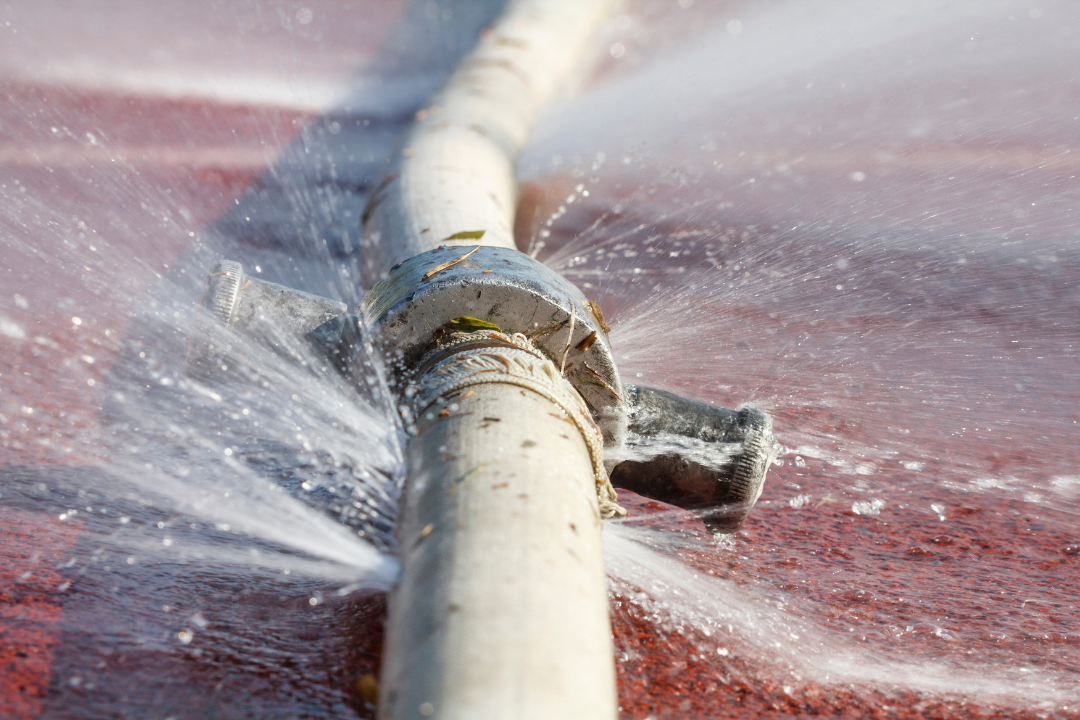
[728,407,775,508]
[202,260,245,325]
[185,260,245,382]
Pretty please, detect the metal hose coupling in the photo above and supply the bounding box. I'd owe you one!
[187,249,777,530]
[361,245,628,517]
[360,245,627,444]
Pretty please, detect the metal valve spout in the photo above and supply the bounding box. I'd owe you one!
[185,260,359,383]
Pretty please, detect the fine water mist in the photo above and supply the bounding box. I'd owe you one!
[1,3,508,716]
[519,0,1080,715]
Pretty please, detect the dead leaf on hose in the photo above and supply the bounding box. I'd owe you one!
[445,230,486,241]
[575,330,598,352]
[423,245,481,280]
[585,300,611,333]
[460,464,488,483]
[577,360,620,400]
[357,675,378,704]
[435,411,472,423]
[448,316,501,332]
[450,464,488,496]
[410,522,436,550]
[527,321,564,339]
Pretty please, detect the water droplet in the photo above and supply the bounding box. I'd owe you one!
[789,494,812,509]
[0,316,26,340]
[852,498,885,516]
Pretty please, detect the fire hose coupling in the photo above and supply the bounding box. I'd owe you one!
[187,249,777,528]
[362,245,777,529]
[360,245,627,443]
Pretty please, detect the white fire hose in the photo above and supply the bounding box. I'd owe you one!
[364,3,621,716]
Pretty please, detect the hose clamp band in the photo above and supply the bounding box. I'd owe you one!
[407,331,625,519]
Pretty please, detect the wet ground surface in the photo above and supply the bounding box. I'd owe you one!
[3,0,1079,718]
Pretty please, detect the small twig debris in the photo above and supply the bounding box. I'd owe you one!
[423,245,481,281]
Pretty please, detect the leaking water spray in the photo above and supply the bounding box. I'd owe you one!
[185,0,776,717]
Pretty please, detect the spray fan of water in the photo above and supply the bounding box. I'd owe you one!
[2,0,1079,718]
[520,0,1080,716]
